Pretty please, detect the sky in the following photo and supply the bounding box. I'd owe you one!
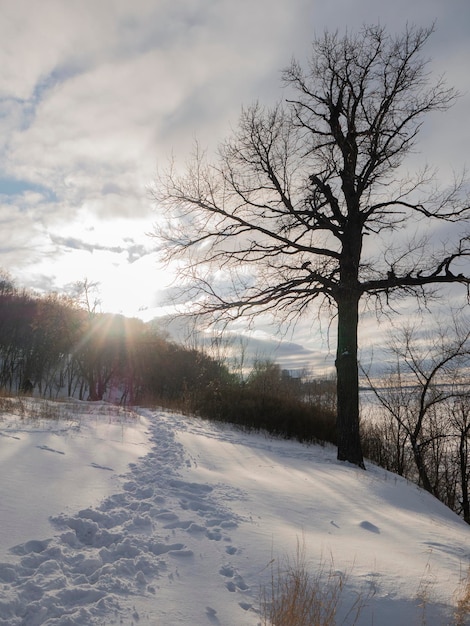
[1,0,469,373]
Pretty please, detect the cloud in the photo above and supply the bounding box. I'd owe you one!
[48,233,149,262]
[0,0,468,370]
[3,0,315,188]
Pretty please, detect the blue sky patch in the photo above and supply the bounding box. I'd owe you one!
[0,177,57,202]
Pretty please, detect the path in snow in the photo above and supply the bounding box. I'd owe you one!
[0,402,150,558]
[0,404,469,625]
[0,408,257,626]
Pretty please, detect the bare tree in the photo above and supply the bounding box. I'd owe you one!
[447,396,470,523]
[365,320,470,490]
[73,278,102,315]
[153,24,470,468]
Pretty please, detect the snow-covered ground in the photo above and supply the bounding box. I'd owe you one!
[0,399,469,625]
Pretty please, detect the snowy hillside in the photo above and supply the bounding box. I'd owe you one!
[0,399,469,625]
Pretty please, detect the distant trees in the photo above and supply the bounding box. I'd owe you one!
[447,395,470,523]
[154,24,470,468]
[27,294,77,397]
[0,276,335,445]
[188,357,337,445]
[0,288,37,392]
[0,277,239,406]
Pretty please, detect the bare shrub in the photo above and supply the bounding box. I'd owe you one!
[0,395,25,418]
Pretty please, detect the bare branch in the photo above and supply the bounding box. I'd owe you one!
[152,24,470,468]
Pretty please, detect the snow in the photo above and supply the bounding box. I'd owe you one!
[0,399,469,625]
[0,403,150,559]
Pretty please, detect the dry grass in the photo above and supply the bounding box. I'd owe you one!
[415,561,436,626]
[260,542,368,626]
[0,393,141,423]
[0,394,26,418]
[453,568,470,626]
[0,395,62,420]
[415,564,470,626]
[261,543,470,626]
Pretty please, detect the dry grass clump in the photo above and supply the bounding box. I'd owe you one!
[260,543,367,626]
[453,568,470,626]
[0,393,141,423]
[0,394,26,418]
[261,542,470,626]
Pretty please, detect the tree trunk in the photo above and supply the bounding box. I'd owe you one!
[410,439,434,495]
[459,431,470,524]
[87,372,100,401]
[335,291,365,468]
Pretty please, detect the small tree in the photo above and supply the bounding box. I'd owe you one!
[365,320,470,508]
[445,394,470,523]
[154,24,470,468]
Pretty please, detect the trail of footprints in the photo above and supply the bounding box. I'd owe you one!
[0,414,253,625]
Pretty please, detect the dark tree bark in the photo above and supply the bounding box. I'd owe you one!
[459,430,470,524]
[153,24,470,468]
[336,290,364,467]
[410,440,434,495]
[450,397,470,524]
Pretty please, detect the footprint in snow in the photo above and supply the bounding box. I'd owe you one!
[206,606,220,624]
[0,432,21,440]
[10,538,51,555]
[36,445,65,455]
[220,564,250,593]
[359,520,380,534]
[219,565,235,578]
[90,462,114,471]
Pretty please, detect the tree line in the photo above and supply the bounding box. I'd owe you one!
[0,272,336,445]
[0,273,229,405]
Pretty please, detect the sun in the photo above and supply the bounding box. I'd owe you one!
[98,256,164,320]
[28,211,172,321]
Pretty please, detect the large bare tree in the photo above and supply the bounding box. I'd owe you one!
[153,24,470,468]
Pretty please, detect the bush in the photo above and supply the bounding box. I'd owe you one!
[190,382,337,445]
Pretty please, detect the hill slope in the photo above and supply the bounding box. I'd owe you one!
[0,400,469,625]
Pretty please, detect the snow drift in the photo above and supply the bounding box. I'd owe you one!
[0,399,469,625]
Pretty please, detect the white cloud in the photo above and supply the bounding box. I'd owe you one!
[0,0,469,370]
